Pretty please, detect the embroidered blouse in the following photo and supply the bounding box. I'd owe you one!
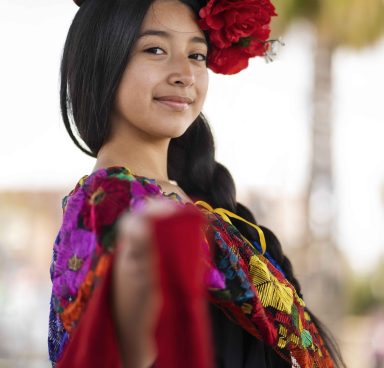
[48,166,334,368]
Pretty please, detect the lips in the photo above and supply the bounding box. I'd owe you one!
[154,95,193,112]
[154,96,193,104]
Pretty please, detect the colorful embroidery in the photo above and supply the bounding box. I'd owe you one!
[48,166,334,367]
[195,201,334,367]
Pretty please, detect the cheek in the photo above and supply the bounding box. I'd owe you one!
[197,71,209,105]
[116,69,156,111]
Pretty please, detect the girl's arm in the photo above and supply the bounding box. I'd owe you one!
[111,199,177,368]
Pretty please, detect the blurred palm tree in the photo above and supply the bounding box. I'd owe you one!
[271,0,384,325]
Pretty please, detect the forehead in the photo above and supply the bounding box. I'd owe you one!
[141,0,204,37]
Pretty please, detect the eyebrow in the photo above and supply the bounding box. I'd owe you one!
[138,29,208,47]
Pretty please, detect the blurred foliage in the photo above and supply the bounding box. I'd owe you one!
[347,257,384,315]
[271,0,384,49]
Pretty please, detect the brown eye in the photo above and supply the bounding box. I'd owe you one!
[144,47,165,55]
[190,53,207,62]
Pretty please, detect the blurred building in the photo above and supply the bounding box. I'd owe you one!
[0,191,65,367]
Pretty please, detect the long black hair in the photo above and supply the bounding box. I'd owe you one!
[60,0,345,366]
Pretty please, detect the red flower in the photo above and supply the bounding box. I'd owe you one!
[198,0,277,74]
[82,176,132,234]
[207,36,268,74]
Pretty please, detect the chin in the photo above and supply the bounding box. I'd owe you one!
[165,127,191,139]
[155,119,196,139]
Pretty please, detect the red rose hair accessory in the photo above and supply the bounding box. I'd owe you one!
[197,0,280,75]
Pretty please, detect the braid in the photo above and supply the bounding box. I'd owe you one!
[168,113,236,210]
[169,114,346,368]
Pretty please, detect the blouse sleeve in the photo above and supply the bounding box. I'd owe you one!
[48,169,214,368]
[48,171,140,366]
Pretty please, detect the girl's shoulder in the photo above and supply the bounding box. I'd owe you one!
[60,166,188,234]
[62,165,168,211]
[49,166,185,363]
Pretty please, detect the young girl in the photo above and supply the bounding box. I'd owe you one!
[48,0,345,367]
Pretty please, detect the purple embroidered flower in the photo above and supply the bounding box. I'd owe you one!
[144,181,162,195]
[53,229,96,297]
[130,179,165,212]
[131,180,149,197]
[58,170,108,234]
[60,188,87,233]
[205,267,226,289]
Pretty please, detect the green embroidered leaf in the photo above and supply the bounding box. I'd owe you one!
[301,329,313,348]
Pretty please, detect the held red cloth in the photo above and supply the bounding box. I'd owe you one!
[57,204,214,368]
[151,205,215,368]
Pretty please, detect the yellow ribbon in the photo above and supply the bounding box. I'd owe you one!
[194,200,267,255]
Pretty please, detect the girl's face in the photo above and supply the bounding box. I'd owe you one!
[111,0,209,140]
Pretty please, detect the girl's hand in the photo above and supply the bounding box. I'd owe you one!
[112,197,180,368]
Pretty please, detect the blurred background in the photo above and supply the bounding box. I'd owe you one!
[0,0,383,366]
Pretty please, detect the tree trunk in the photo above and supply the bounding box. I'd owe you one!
[301,28,345,330]
[307,31,334,245]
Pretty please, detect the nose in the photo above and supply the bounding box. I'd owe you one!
[167,55,195,87]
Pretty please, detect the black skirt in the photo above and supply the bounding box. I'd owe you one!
[150,303,291,368]
[209,303,291,368]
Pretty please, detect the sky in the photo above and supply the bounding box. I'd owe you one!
[0,0,383,273]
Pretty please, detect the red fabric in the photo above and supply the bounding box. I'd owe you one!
[152,205,214,368]
[57,204,214,368]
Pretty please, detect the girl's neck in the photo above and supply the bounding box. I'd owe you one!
[93,137,171,182]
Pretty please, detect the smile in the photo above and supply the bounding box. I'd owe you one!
[154,99,191,112]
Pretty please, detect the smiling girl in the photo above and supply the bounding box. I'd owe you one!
[48,0,345,367]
